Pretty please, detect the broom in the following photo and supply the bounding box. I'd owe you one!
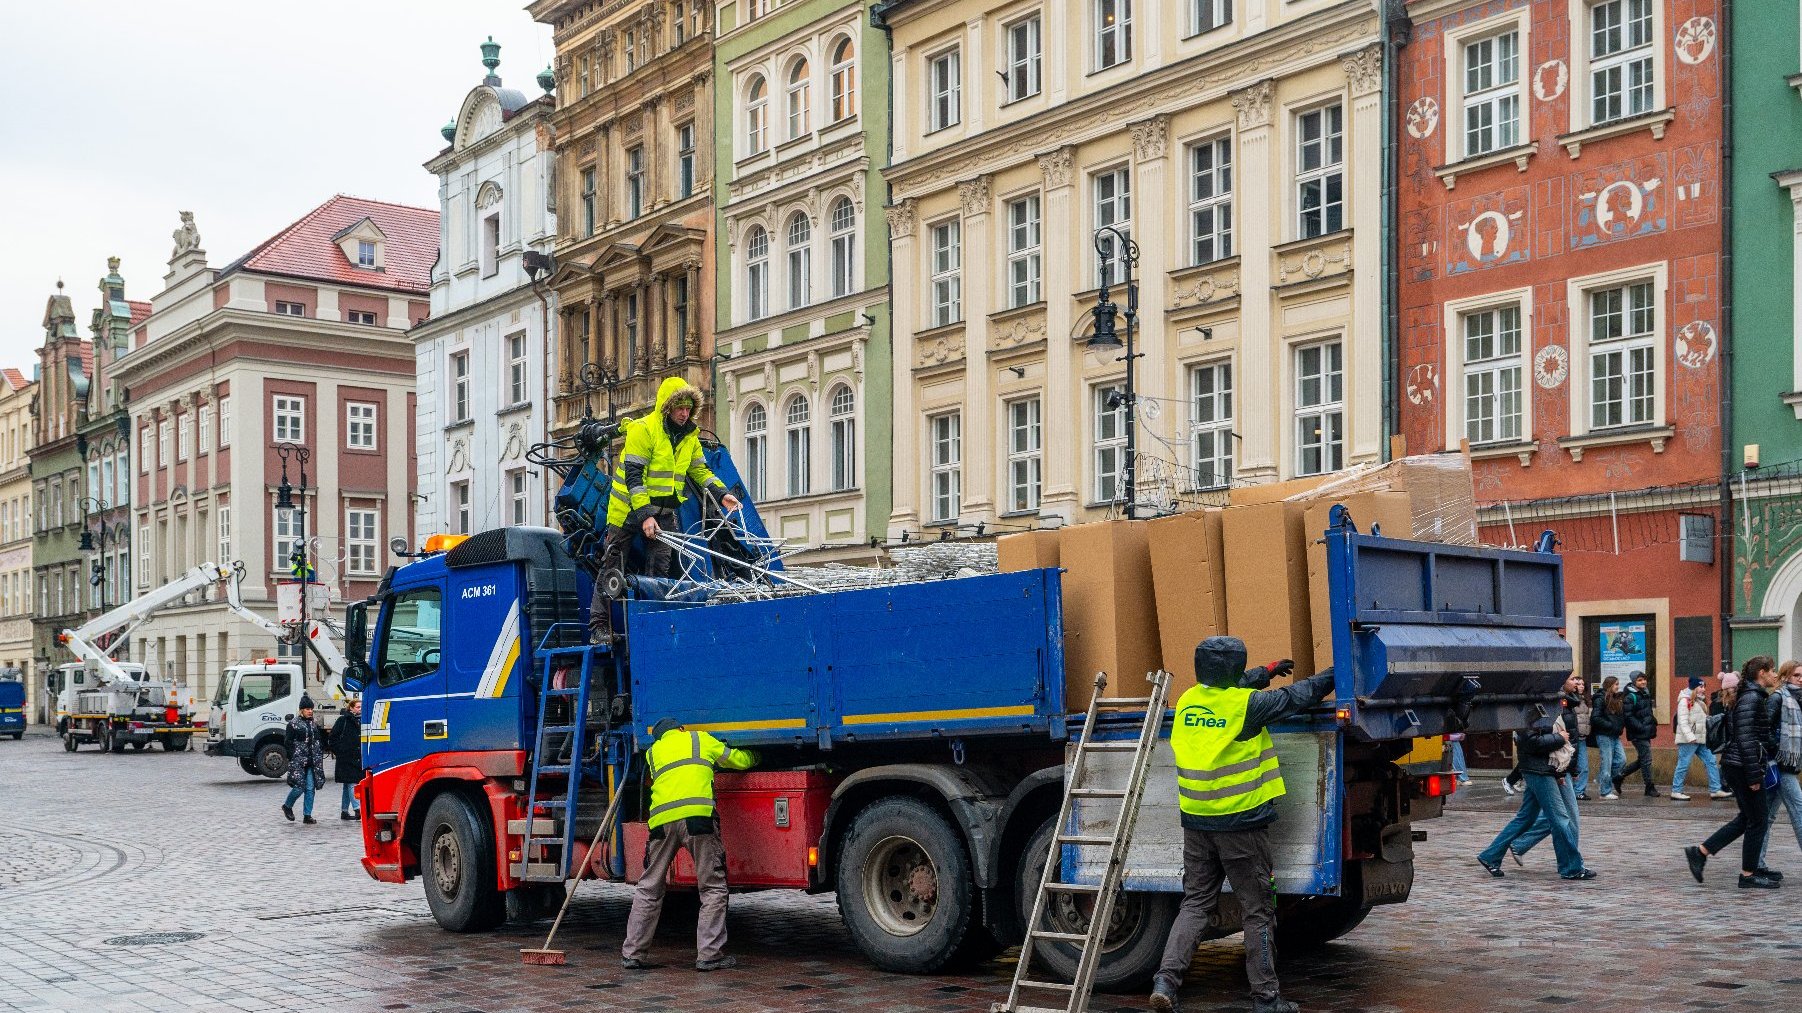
[520,781,627,966]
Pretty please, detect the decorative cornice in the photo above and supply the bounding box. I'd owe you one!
[1232,79,1274,130]
[1340,44,1382,98]
[1130,115,1169,161]
[957,176,992,218]
[1037,147,1074,189]
[886,199,917,239]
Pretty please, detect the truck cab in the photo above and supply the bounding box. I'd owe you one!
[0,672,24,740]
[205,660,339,778]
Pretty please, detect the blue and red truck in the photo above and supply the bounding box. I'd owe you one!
[351,433,1571,987]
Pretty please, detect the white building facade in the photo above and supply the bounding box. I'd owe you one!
[414,45,559,536]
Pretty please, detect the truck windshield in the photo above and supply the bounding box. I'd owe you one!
[211,677,233,709]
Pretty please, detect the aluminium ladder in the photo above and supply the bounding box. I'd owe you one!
[517,629,612,883]
[994,669,1173,1013]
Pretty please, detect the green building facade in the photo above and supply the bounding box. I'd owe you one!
[710,0,893,562]
[29,282,92,680]
[1729,2,1802,665]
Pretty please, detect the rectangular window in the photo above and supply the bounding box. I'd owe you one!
[1590,0,1654,125]
[454,481,471,535]
[1296,104,1345,239]
[1004,15,1042,103]
[140,426,151,474]
[928,49,961,132]
[830,390,856,492]
[273,301,306,317]
[345,508,378,575]
[1295,340,1345,477]
[509,470,529,526]
[218,397,231,447]
[1462,304,1525,445]
[358,240,376,267]
[1092,167,1132,287]
[507,333,528,405]
[451,352,470,423]
[673,277,690,345]
[99,459,112,510]
[197,404,212,454]
[1189,361,1234,489]
[581,168,597,237]
[1189,137,1233,266]
[346,402,378,451]
[177,414,192,462]
[1006,397,1042,513]
[626,146,645,220]
[930,220,962,327]
[625,28,637,72]
[1095,0,1133,70]
[1463,30,1521,157]
[677,122,696,199]
[1187,0,1232,36]
[158,420,171,467]
[1093,384,1127,503]
[1006,194,1042,308]
[273,507,303,574]
[1588,281,1657,429]
[624,293,640,373]
[830,205,855,299]
[346,308,377,326]
[138,524,151,589]
[273,395,305,444]
[217,504,230,563]
[929,412,962,523]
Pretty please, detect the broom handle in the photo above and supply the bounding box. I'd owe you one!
[538,775,628,952]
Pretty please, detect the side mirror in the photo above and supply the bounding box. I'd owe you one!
[346,601,370,668]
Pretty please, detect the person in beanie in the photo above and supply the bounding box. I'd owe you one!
[1612,671,1660,797]
[328,698,363,820]
[1150,637,1334,1013]
[1671,676,1728,801]
[282,696,326,825]
[1686,656,1784,888]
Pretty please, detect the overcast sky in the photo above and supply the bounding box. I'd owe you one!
[0,2,553,371]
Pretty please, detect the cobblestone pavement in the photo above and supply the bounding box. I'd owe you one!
[3,732,1801,1013]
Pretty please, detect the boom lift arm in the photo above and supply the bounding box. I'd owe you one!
[58,562,236,686]
[221,574,354,700]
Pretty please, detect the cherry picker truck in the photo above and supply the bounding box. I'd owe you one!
[350,426,1572,988]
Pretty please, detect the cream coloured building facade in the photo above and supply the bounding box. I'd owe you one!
[0,369,34,709]
[880,0,1384,534]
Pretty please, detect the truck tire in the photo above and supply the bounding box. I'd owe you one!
[1016,816,1178,994]
[63,733,77,752]
[1276,895,1373,951]
[107,725,126,753]
[161,736,185,752]
[238,757,261,776]
[255,742,289,779]
[131,741,146,751]
[505,882,567,924]
[421,793,506,933]
[835,797,980,975]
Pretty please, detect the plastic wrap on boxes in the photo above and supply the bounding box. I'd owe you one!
[1284,453,1478,546]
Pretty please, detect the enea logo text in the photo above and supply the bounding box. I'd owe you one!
[1179,705,1229,729]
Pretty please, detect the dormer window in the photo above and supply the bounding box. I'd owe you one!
[334,217,387,270]
[357,241,376,267]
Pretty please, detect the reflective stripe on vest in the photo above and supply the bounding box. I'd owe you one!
[646,729,719,830]
[1170,684,1287,818]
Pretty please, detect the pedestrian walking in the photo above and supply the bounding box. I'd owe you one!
[1758,660,1802,868]
[1591,677,1627,799]
[1148,637,1333,1013]
[621,717,759,971]
[1685,656,1784,889]
[281,696,325,825]
[1612,671,1660,797]
[1671,677,1728,801]
[1505,702,1582,865]
[1447,732,1470,785]
[328,698,363,820]
[1564,675,1593,799]
[1478,709,1593,880]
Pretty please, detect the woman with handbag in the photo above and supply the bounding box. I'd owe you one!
[1477,709,1593,880]
[1685,657,1783,888]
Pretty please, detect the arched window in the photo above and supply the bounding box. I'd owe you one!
[786,213,812,310]
[785,57,811,140]
[743,402,768,501]
[829,37,857,122]
[746,75,768,153]
[746,226,770,321]
[829,384,856,491]
[829,197,856,298]
[785,394,811,497]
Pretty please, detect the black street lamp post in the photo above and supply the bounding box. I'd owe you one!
[1089,225,1142,519]
[274,444,312,684]
[76,497,112,610]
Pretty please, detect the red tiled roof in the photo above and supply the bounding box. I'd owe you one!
[79,341,94,380]
[220,194,439,295]
[1,368,28,391]
[127,300,152,326]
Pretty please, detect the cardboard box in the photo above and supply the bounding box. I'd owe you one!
[1057,520,1164,713]
[1227,474,1332,507]
[1146,510,1228,679]
[1303,491,1414,667]
[997,529,1062,573]
[1290,454,1477,546]
[1221,501,1314,683]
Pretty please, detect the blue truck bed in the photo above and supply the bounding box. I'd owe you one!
[624,568,1067,750]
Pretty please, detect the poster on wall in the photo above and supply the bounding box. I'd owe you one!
[1598,620,1649,684]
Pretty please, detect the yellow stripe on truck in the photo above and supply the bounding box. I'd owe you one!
[843,704,1036,725]
[490,637,520,699]
[668,717,808,734]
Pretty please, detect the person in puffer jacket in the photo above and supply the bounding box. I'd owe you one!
[1686,657,1784,889]
[1590,677,1627,799]
[1670,677,1727,801]
[1611,672,1660,797]
[1759,660,1802,870]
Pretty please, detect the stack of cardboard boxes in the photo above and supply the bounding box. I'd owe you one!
[997,455,1477,711]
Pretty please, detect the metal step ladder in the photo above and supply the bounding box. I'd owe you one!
[995,669,1173,1013]
[517,630,611,883]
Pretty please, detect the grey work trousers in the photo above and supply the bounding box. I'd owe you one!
[621,821,729,963]
[1154,825,1280,1002]
[589,510,677,641]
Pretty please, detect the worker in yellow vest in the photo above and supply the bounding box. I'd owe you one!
[1150,636,1334,1013]
[621,717,759,972]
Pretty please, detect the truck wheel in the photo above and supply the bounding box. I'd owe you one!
[1276,896,1373,951]
[8,732,18,741]
[238,757,261,776]
[255,742,289,779]
[834,797,979,975]
[63,733,77,752]
[110,729,127,753]
[161,736,184,752]
[1016,816,1178,994]
[506,882,567,924]
[421,793,506,933]
[131,741,146,751]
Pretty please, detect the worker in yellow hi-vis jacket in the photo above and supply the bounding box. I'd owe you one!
[621,717,759,972]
